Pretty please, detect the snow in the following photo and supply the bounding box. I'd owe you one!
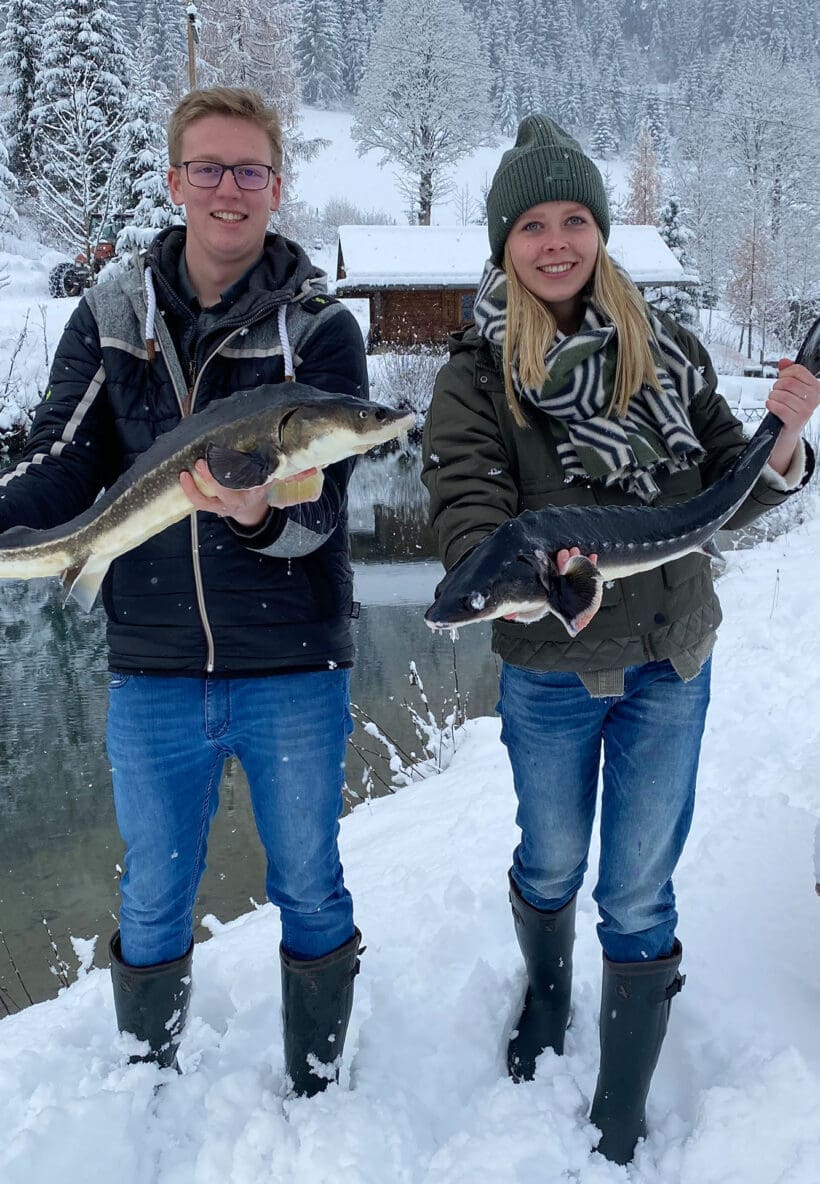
[1,508,819,1183]
[334,224,685,290]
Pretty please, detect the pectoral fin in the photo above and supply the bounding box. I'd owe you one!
[529,549,604,637]
[205,444,280,489]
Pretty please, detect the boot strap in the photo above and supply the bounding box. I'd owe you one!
[650,970,685,1004]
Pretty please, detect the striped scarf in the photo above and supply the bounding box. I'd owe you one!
[472,260,706,502]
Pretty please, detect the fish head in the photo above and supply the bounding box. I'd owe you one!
[424,525,550,630]
[425,526,604,637]
[276,390,414,475]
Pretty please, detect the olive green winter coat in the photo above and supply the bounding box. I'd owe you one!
[422,317,809,690]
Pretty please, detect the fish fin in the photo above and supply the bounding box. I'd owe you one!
[700,535,727,567]
[266,468,324,508]
[62,558,108,612]
[530,549,603,637]
[205,444,279,489]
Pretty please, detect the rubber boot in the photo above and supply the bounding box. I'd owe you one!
[280,928,362,1098]
[590,939,685,1165]
[109,931,193,1070]
[507,873,576,1082]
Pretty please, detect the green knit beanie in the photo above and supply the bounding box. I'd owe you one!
[486,114,610,263]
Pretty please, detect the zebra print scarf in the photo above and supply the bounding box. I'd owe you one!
[472,260,706,502]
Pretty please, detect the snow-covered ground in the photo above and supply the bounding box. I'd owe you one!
[1,507,819,1184]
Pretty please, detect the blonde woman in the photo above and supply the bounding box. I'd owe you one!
[422,115,819,1164]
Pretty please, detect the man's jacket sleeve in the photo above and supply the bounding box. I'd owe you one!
[0,300,119,533]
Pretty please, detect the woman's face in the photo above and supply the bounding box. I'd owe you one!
[506,201,600,328]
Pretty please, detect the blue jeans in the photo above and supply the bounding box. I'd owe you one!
[106,669,355,967]
[499,659,711,962]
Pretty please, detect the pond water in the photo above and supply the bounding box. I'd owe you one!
[0,454,501,1010]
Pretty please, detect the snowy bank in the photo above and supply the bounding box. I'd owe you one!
[1,508,819,1184]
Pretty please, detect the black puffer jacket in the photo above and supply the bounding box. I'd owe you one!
[0,228,368,675]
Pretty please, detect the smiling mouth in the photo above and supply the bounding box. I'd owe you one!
[211,211,246,222]
[537,262,575,275]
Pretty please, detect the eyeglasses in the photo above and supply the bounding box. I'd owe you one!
[175,160,275,190]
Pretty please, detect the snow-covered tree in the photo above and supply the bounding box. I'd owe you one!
[727,218,776,359]
[115,51,180,262]
[352,0,492,226]
[0,0,44,177]
[0,136,19,239]
[338,0,379,98]
[28,1,131,262]
[648,195,699,326]
[624,120,662,226]
[30,0,131,189]
[142,0,187,101]
[352,0,493,225]
[295,0,345,107]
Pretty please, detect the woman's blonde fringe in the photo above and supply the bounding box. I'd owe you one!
[501,233,662,428]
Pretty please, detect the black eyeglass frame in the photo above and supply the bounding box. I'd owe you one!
[174,160,276,190]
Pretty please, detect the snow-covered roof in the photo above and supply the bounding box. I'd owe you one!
[335,224,690,289]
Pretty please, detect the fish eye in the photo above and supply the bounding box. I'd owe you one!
[358,410,369,419]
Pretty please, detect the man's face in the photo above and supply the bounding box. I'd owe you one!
[167,113,282,282]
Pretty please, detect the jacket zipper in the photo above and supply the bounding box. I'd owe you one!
[183,311,288,673]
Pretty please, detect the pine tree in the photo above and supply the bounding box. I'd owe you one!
[650,195,699,325]
[352,0,493,225]
[28,0,131,260]
[624,119,662,225]
[295,0,345,108]
[0,136,18,236]
[31,0,131,183]
[590,99,618,161]
[115,49,179,262]
[0,0,44,177]
[142,0,187,101]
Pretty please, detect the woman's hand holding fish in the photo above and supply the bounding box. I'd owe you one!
[504,547,600,626]
[765,360,820,477]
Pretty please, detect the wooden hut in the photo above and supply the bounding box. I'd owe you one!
[334,224,698,350]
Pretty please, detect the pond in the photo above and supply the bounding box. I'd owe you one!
[0,452,501,1010]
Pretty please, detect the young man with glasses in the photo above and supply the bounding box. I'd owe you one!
[0,88,368,1095]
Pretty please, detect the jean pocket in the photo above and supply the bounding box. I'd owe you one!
[108,674,131,690]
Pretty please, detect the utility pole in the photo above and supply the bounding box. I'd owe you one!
[184,2,200,91]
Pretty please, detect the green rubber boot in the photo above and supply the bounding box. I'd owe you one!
[109,931,193,1070]
[507,874,576,1082]
[590,939,685,1165]
[280,928,362,1097]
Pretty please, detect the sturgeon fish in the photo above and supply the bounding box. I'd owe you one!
[425,315,820,637]
[0,382,413,609]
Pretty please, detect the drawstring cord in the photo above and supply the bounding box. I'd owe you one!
[144,265,158,362]
[277,304,294,380]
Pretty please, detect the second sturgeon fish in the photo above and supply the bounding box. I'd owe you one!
[425,315,820,637]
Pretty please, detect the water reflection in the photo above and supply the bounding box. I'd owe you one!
[0,454,500,1009]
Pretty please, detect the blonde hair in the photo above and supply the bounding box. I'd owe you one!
[501,231,661,428]
[168,87,283,174]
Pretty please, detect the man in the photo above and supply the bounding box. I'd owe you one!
[0,88,367,1096]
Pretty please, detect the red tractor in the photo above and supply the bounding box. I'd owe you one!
[48,214,130,298]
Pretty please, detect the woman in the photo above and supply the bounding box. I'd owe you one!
[421,114,819,1164]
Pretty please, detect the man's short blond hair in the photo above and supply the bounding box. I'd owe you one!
[168,87,283,173]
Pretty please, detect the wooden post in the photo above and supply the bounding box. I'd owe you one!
[184,2,199,90]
